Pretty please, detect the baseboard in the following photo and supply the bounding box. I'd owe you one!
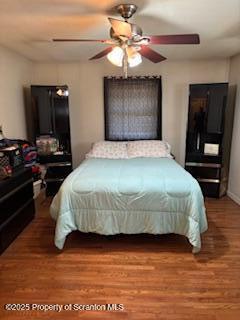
[227,190,240,205]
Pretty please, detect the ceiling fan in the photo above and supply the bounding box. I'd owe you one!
[53,4,200,77]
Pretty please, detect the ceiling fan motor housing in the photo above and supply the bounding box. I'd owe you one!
[117,4,138,20]
[110,25,143,42]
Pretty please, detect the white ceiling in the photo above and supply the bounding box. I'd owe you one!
[0,0,239,62]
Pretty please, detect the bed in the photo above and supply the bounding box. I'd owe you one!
[50,142,207,253]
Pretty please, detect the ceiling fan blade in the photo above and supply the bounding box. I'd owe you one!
[139,46,166,63]
[148,34,200,45]
[53,39,108,43]
[89,47,113,60]
[108,18,132,38]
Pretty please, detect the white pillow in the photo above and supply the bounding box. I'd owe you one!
[86,141,128,159]
[127,140,172,158]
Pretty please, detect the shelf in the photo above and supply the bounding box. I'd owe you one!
[39,154,72,164]
[185,162,221,168]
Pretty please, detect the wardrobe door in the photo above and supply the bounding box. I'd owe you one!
[206,84,228,134]
[186,84,208,154]
[31,86,71,153]
[51,91,71,153]
[31,86,53,136]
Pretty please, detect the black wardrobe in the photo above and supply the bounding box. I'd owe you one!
[185,83,235,198]
[30,85,72,196]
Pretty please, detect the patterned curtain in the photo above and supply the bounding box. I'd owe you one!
[104,76,162,141]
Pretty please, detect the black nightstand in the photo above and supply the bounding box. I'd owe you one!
[39,154,72,196]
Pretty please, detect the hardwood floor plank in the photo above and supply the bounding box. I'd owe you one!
[0,195,240,319]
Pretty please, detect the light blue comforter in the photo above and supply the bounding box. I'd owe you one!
[50,158,207,252]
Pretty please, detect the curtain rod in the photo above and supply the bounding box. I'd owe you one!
[104,76,161,80]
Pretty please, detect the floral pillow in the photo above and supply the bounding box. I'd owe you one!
[86,141,128,159]
[127,140,172,158]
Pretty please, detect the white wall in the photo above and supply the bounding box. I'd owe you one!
[228,54,240,204]
[0,46,238,202]
[0,45,33,139]
[32,58,230,167]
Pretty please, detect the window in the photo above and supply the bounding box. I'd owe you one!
[104,76,162,140]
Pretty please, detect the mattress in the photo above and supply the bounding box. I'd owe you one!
[50,158,207,252]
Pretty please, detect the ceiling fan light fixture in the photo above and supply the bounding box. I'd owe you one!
[128,52,142,67]
[107,46,124,67]
[126,46,137,58]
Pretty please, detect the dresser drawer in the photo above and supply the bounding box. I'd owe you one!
[198,181,220,198]
[46,180,64,196]
[0,169,32,198]
[0,179,33,225]
[0,199,35,253]
[45,165,72,179]
[185,166,220,180]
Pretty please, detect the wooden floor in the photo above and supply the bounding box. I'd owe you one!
[0,195,240,320]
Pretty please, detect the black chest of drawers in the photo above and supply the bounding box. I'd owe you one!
[0,169,35,254]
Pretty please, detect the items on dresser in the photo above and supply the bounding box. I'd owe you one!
[0,145,24,174]
[185,83,235,198]
[0,168,35,254]
[0,125,5,144]
[0,127,25,174]
[36,135,59,155]
[0,125,14,148]
[0,167,10,180]
[19,141,38,168]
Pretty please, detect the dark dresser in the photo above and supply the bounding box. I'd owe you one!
[0,169,35,254]
[185,83,235,198]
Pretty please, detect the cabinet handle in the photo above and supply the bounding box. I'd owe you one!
[197,178,220,183]
[45,162,72,167]
[45,178,65,182]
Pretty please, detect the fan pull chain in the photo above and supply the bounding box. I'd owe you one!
[123,49,128,79]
